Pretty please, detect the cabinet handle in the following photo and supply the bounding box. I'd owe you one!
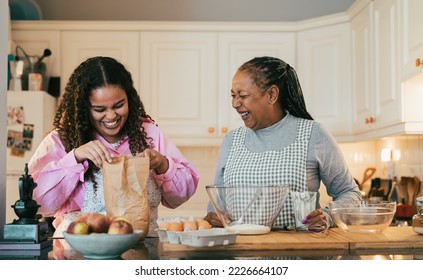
[416,58,422,68]
[365,117,375,124]
[221,127,228,134]
[208,127,215,133]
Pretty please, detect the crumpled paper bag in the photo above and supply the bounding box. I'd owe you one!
[102,155,150,238]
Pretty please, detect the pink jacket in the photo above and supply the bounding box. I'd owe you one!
[29,118,199,219]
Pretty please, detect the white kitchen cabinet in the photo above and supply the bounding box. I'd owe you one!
[297,23,352,141]
[140,31,218,146]
[61,31,139,97]
[140,31,296,146]
[400,0,423,81]
[351,0,423,140]
[351,1,374,135]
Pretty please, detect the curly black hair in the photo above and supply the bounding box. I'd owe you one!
[238,56,313,120]
[53,56,154,186]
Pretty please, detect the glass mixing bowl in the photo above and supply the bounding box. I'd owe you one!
[329,200,396,233]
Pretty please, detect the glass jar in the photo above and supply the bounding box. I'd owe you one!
[412,197,423,235]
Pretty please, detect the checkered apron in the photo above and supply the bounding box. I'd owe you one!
[223,118,313,228]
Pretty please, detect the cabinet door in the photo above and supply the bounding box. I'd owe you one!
[218,32,296,135]
[351,2,374,134]
[61,31,139,97]
[140,32,218,146]
[373,0,401,130]
[297,23,352,141]
[400,0,423,80]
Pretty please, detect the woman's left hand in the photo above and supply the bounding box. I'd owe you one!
[137,148,169,174]
[302,208,329,233]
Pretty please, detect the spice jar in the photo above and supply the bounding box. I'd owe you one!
[412,197,423,235]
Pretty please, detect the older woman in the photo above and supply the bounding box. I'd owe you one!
[205,56,361,232]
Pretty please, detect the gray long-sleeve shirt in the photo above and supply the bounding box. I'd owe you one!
[212,112,362,225]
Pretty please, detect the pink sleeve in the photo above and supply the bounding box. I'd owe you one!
[28,131,87,218]
[144,123,199,208]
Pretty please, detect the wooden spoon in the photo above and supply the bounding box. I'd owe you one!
[359,167,376,190]
[407,177,415,205]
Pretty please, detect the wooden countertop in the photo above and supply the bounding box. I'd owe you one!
[160,227,423,258]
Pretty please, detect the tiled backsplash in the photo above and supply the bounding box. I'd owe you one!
[159,135,423,217]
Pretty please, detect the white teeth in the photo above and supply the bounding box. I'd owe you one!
[239,111,249,117]
[103,120,117,127]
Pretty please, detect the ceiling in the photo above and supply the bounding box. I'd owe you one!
[12,0,357,21]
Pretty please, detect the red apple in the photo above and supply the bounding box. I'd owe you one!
[67,221,90,234]
[108,220,134,234]
[86,213,111,233]
[110,215,131,224]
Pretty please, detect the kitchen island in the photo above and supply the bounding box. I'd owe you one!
[2,226,423,260]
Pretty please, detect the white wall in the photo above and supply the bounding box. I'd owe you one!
[1,0,10,236]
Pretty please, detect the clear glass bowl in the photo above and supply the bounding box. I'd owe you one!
[206,184,289,234]
[329,200,396,233]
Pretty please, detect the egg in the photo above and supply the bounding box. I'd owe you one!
[196,219,212,229]
[158,221,170,230]
[183,221,198,231]
[167,221,183,232]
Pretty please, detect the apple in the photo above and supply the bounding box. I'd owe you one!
[86,213,111,233]
[108,220,134,234]
[110,215,131,224]
[67,221,90,234]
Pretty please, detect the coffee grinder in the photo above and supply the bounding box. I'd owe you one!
[2,164,49,244]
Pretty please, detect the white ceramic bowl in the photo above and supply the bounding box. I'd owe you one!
[206,184,289,234]
[329,200,396,233]
[63,230,143,259]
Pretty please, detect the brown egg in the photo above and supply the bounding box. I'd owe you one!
[158,221,170,230]
[197,219,212,229]
[167,221,183,232]
[183,221,198,231]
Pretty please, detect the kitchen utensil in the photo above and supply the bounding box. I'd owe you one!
[359,167,376,190]
[229,187,262,227]
[329,200,396,233]
[9,60,24,91]
[407,177,416,206]
[398,177,409,204]
[36,48,52,64]
[206,184,289,235]
[291,191,317,231]
[412,176,421,206]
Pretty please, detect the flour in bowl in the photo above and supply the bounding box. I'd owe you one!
[227,224,270,235]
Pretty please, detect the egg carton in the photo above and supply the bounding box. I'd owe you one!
[163,228,238,247]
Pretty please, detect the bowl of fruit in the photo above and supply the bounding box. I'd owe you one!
[63,213,143,259]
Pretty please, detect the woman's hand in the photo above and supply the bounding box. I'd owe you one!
[203,212,232,228]
[74,140,112,167]
[137,148,169,174]
[302,208,329,233]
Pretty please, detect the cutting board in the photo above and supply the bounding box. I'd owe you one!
[161,227,423,255]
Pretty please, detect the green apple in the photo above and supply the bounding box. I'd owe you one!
[67,221,90,234]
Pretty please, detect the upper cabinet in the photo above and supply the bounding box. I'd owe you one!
[400,0,423,81]
[140,31,296,146]
[61,31,140,97]
[350,0,423,140]
[140,31,218,146]
[297,23,352,141]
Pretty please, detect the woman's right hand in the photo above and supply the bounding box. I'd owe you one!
[73,140,112,167]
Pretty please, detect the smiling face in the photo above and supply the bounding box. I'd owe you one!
[89,85,129,143]
[231,70,284,130]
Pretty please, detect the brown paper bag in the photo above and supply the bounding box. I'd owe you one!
[102,155,150,238]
